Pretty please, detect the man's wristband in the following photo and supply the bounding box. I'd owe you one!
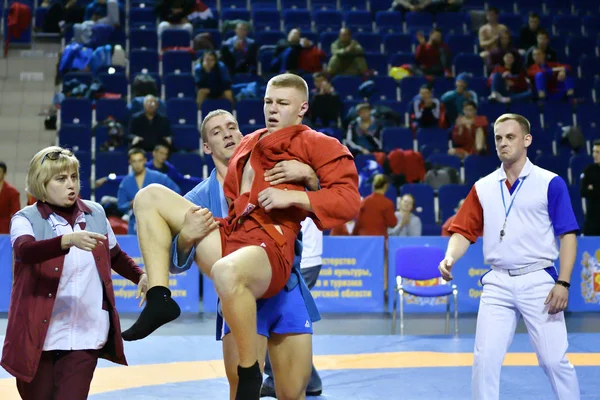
[556,280,570,289]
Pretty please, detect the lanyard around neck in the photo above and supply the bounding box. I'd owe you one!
[500,177,526,219]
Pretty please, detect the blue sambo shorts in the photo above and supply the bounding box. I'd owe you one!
[221,282,313,339]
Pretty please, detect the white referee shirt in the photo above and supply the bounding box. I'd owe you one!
[10,212,114,351]
[300,217,323,269]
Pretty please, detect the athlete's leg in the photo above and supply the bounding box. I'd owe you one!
[267,334,312,400]
[122,184,223,341]
[472,270,520,400]
[223,333,268,400]
[517,270,580,399]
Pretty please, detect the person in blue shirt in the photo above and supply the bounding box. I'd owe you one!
[117,148,180,234]
[194,50,235,109]
[170,110,323,399]
[145,144,186,183]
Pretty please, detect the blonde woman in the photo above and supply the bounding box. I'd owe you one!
[1,146,148,400]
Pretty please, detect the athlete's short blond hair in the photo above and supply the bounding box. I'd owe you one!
[200,109,236,142]
[267,73,309,102]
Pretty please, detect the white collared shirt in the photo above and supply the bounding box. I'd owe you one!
[10,212,116,351]
[300,217,323,269]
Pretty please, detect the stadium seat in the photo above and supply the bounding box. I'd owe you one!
[438,184,470,222]
[375,12,404,33]
[427,153,461,171]
[60,98,92,127]
[130,28,158,50]
[162,50,193,75]
[236,99,264,126]
[96,98,129,124]
[313,10,342,32]
[464,155,499,185]
[164,73,196,99]
[417,128,450,153]
[161,29,191,49]
[252,10,281,31]
[98,73,128,97]
[399,183,436,224]
[535,154,569,181]
[58,125,92,153]
[453,54,485,76]
[569,154,593,186]
[355,32,382,53]
[95,151,129,177]
[167,98,198,126]
[331,75,363,100]
[383,33,413,53]
[172,125,200,152]
[201,99,234,119]
[381,127,414,152]
[169,152,204,176]
[344,10,373,32]
[129,49,160,75]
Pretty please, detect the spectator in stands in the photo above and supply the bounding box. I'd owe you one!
[448,101,488,159]
[527,49,574,101]
[488,52,531,104]
[41,0,84,34]
[155,0,194,37]
[129,95,173,152]
[441,198,465,236]
[409,85,446,130]
[414,28,451,78]
[478,7,507,57]
[328,28,368,77]
[389,194,422,237]
[519,12,542,53]
[194,50,234,108]
[146,144,186,182]
[272,29,326,75]
[525,30,558,68]
[220,22,258,75]
[353,174,398,237]
[0,161,21,234]
[187,0,217,30]
[484,29,520,72]
[391,0,433,13]
[73,0,121,45]
[345,103,383,156]
[117,148,180,234]
[441,72,478,125]
[581,140,600,236]
[308,72,342,128]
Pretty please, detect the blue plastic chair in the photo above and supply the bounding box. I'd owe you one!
[392,246,458,335]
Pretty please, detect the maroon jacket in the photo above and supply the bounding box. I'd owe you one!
[1,200,144,382]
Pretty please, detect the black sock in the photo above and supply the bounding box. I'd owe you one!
[235,361,262,400]
[121,286,181,341]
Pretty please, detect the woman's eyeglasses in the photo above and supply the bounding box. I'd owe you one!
[41,150,74,164]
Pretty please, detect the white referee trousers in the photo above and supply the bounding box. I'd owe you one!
[472,268,580,400]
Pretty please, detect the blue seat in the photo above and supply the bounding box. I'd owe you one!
[280,0,308,9]
[130,28,158,50]
[96,98,128,124]
[162,50,193,74]
[498,13,522,35]
[432,77,455,98]
[331,75,363,100]
[370,0,391,13]
[94,175,122,200]
[535,154,569,181]
[63,71,93,87]
[164,73,196,99]
[75,151,92,199]
[95,151,129,177]
[129,49,159,75]
[438,184,470,222]
[575,103,600,135]
[59,125,91,153]
[374,100,409,121]
[509,103,542,130]
[427,153,461,171]
[201,99,233,118]
[195,29,222,48]
[545,0,571,15]
[453,53,484,76]
[567,36,596,60]
[344,10,373,32]
[319,31,338,56]
[446,34,475,55]
[221,0,247,8]
[478,102,508,125]
[579,55,600,81]
[172,126,200,152]
[169,152,203,176]
[375,12,403,33]
[583,16,600,36]
[464,155,499,185]
[417,128,450,153]
[60,98,92,127]
[236,99,264,126]
[392,246,458,335]
[543,103,574,129]
[94,125,126,152]
[553,15,583,36]
[399,76,428,101]
[167,98,198,126]
[383,33,413,53]
[311,0,337,10]
[389,52,415,68]
[250,0,277,9]
[574,0,600,15]
[487,0,515,13]
[355,32,382,53]
[527,128,555,157]
[399,183,436,224]
[568,184,584,231]
[570,154,593,186]
[221,8,250,21]
[340,0,367,11]
[381,127,413,152]
[258,47,275,75]
[365,53,388,76]
[404,12,434,35]
[129,7,156,29]
[256,31,285,47]
[282,9,312,31]
[369,76,398,101]
[313,10,342,32]
[98,73,128,97]
[435,12,467,34]
[252,10,281,31]
[161,29,191,49]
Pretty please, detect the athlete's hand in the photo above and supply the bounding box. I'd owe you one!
[179,206,219,246]
[545,284,569,314]
[264,160,317,190]
[136,273,148,307]
[258,187,296,211]
[438,256,455,281]
[62,231,107,251]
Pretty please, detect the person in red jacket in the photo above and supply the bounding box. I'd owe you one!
[488,52,532,104]
[0,161,21,234]
[415,28,452,78]
[353,174,398,237]
[527,49,574,102]
[1,147,147,400]
[449,101,489,159]
[121,73,360,400]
